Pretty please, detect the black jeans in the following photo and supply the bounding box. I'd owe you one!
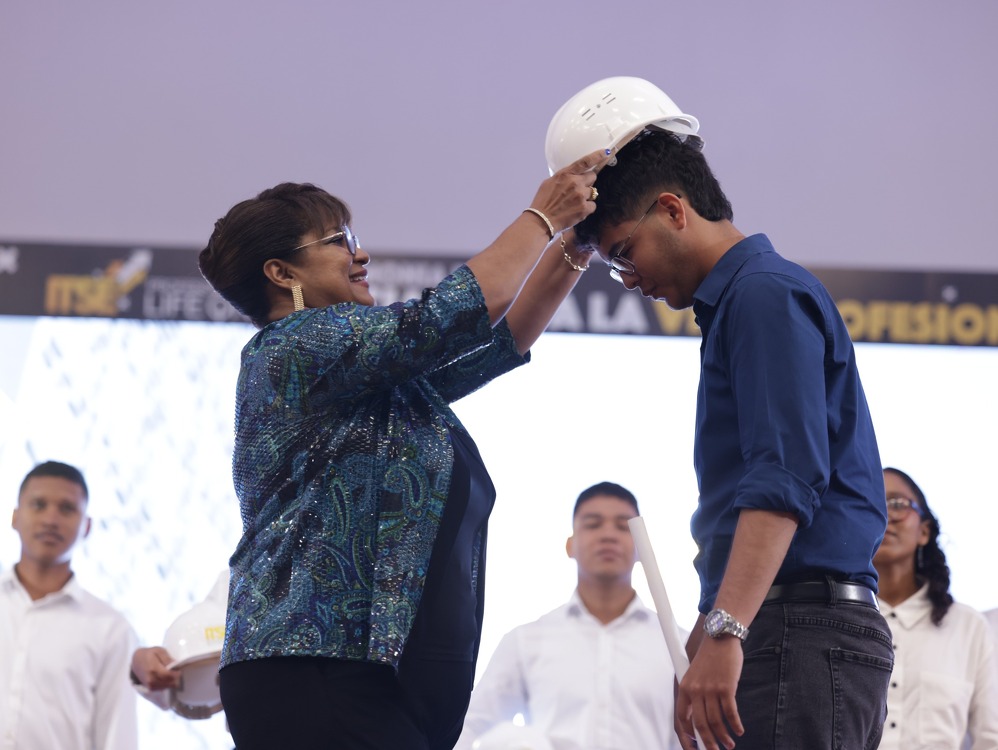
[736,600,894,749]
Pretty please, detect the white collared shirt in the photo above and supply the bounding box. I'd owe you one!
[0,569,138,750]
[878,586,998,750]
[456,591,683,750]
[987,609,998,678]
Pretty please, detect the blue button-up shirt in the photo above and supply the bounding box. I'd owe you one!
[691,234,886,612]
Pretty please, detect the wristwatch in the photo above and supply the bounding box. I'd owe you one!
[704,608,750,641]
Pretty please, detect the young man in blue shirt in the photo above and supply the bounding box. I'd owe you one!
[575,130,893,750]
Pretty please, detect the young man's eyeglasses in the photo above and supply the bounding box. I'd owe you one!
[886,495,924,521]
[606,195,680,284]
[292,226,361,256]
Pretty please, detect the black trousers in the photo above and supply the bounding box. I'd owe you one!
[220,654,472,750]
[221,430,485,749]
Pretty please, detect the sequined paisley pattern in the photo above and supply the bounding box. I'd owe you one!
[221,266,528,669]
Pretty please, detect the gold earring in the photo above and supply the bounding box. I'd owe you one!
[292,284,304,311]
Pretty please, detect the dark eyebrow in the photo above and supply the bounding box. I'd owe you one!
[579,512,636,522]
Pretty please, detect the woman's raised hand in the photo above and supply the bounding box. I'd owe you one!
[528,148,613,234]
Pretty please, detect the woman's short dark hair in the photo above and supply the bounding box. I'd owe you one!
[575,130,733,251]
[884,466,953,626]
[198,183,351,327]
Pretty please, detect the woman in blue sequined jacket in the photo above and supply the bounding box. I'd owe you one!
[197,148,609,750]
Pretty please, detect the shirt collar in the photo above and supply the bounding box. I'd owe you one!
[0,568,17,592]
[1,566,85,605]
[692,234,775,328]
[567,588,650,624]
[878,583,933,629]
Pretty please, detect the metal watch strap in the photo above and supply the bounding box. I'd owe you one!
[704,608,750,641]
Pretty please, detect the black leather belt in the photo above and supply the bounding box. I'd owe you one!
[763,580,878,608]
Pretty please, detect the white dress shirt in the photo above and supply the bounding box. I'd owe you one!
[878,586,998,750]
[456,591,682,750]
[987,609,998,665]
[988,609,998,720]
[0,569,138,750]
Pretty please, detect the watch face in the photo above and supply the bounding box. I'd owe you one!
[705,609,725,636]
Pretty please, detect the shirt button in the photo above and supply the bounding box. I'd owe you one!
[890,722,897,729]
[889,612,897,618]
[891,681,898,688]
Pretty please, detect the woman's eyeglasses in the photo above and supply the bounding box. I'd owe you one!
[292,226,360,256]
[886,495,924,521]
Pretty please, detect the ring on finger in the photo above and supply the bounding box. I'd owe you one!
[589,186,599,201]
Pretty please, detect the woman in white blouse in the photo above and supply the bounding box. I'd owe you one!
[874,467,998,749]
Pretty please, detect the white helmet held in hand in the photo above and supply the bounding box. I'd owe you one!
[545,76,700,175]
[162,598,226,719]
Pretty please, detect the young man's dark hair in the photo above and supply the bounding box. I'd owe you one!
[575,130,733,251]
[19,460,89,500]
[573,481,639,518]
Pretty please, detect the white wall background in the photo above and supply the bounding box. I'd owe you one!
[3,1,998,746]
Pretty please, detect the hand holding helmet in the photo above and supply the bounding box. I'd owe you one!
[131,646,182,691]
[526,147,611,236]
[160,597,227,719]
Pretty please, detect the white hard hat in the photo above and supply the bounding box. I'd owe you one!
[471,722,555,750]
[162,598,226,719]
[545,76,700,175]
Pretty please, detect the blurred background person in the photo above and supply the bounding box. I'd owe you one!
[0,461,137,750]
[456,481,683,750]
[197,148,608,750]
[874,466,998,749]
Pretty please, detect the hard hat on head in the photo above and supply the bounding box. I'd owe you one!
[545,76,700,175]
[161,598,226,719]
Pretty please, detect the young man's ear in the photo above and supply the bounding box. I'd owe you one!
[660,192,687,229]
[565,536,576,560]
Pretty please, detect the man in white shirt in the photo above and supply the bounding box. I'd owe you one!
[456,482,682,750]
[0,461,138,750]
